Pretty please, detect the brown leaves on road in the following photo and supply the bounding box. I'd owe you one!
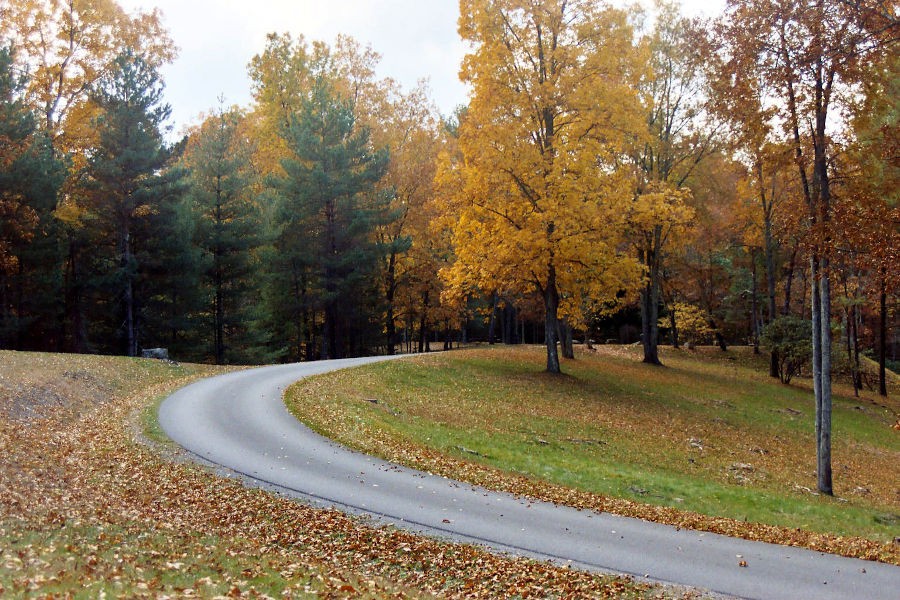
[0,350,681,598]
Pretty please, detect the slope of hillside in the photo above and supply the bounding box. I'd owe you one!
[286,345,900,563]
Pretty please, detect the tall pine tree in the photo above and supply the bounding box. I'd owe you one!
[0,45,66,349]
[85,49,182,357]
[184,107,269,364]
[270,78,391,360]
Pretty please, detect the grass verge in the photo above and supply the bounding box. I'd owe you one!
[285,344,900,564]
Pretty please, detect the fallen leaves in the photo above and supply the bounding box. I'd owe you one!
[0,350,669,598]
[285,346,900,567]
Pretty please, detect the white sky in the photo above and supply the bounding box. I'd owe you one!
[117,0,726,137]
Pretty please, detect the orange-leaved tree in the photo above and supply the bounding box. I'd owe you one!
[715,0,897,495]
[440,0,644,373]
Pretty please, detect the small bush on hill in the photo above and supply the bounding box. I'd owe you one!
[761,316,812,384]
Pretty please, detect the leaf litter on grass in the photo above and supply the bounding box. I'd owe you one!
[286,345,900,565]
[0,350,683,599]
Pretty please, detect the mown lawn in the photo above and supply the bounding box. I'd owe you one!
[285,344,900,563]
[0,350,663,599]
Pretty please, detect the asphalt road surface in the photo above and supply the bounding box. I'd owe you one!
[158,357,900,599]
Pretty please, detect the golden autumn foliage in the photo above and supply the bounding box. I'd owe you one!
[658,302,713,345]
[1,0,175,150]
[439,0,646,371]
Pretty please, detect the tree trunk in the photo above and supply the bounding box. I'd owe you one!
[122,227,137,358]
[385,252,397,355]
[502,302,518,344]
[543,267,561,374]
[782,244,798,316]
[444,319,452,351]
[487,292,498,345]
[559,319,574,359]
[762,181,780,376]
[418,289,430,353]
[811,257,823,409]
[817,257,833,495]
[640,227,663,365]
[879,273,887,397]
[751,249,760,354]
[710,319,727,351]
[214,260,224,364]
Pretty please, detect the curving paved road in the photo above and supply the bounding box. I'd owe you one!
[158,357,900,599]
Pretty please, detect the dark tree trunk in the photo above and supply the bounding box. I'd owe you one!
[385,252,397,355]
[559,319,574,359]
[502,302,518,344]
[817,257,833,495]
[543,267,561,374]
[751,249,761,354]
[214,260,224,364]
[879,273,887,397]
[487,292,498,345]
[444,320,452,351]
[710,319,727,351]
[418,289,430,353]
[640,286,661,363]
[122,227,137,358]
[640,227,663,365]
[782,244,798,316]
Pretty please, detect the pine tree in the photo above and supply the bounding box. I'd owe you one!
[0,45,66,349]
[184,107,270,364]
[270,78,390,360]
[85,49,181,357]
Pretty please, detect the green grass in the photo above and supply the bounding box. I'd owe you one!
[286,345,900,545]
[141,393,172,446]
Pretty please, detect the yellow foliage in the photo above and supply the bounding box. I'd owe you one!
[2,0,176,151]
[660,302,714,344]
[439,0,647,323]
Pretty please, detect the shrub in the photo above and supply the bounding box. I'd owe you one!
[761,316,812,384]
[660,302,714,347]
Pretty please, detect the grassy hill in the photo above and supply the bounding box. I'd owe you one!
[0,350,661,598]
[285,344,900,563]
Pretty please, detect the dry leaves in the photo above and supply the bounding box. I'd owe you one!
[286,346,900,566]
[0,350,682,598]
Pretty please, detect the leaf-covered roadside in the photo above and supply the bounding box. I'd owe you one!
[0,351,682,599]
[285,347,900,566]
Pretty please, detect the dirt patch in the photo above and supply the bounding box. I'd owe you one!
[1,371,113,423]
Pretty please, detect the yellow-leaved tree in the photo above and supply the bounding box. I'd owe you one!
[439,0,644,373]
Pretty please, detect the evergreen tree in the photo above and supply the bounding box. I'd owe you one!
[136,152,198,359]
[270,78,391,360]
[184,107,270,364]
[0,45,66,349]
[85,49,182,357]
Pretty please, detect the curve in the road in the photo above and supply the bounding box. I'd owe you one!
[158,357,900,600]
